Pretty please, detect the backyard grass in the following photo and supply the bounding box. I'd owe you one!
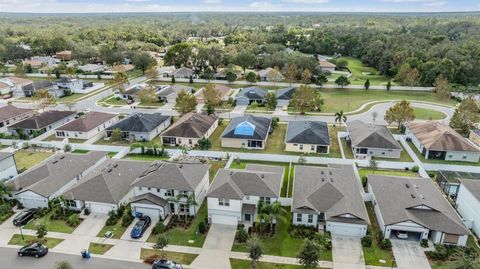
[96,219,128,239]
[24,211,81,234]
[14,150,54,172]
[363,204,395,267]
[231,208,332,261]
[8,234,64,249]
[413,107,446,120]
[67,138,88,144]
[358,168,418,179]
[89,242,114,255]
[208,159,227,182]
[340,138,354,159]
[140,249,198,265]
[107,152,118,158]
[147,202,208,248]
[230,259,329,269]
[407,141,480,166]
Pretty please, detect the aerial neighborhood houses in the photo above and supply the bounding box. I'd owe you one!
[234,87,267,106]
[55,112,119,141]
[0,105,34,132]
[161,112,218,148]
[157,84,195,104]
[275,87,296,107]
[0,77,33,96]
[285,121,330,154]
[105,113,171,142]
[195,84,232,104]
[8,110,77,138]
[221,115,272,150]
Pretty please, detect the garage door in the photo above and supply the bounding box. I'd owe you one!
[88,203,115,214]
[330,223,364,237]
[211,215,237,226]
[21,198,47,209]
[134,207,162,222]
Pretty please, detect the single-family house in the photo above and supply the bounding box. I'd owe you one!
[285,121,330,154]
[405,121,480,162]
[157,85,194,104]
[234,87,268,106]
[292,164,369,237]
[368,175,470,246]
[114,83,148,102]
[21,80,64,98]
[195,84,232,104]
[78,64,105,73]
[55,112,119,141]
[129,162,209,221]
[207,164,283,226]
[435,170,480,199]
[63,159,151,214]
[55,50,72,61]
[258,68,285,82]
[346,120,402,159]
[456,179,480,237]
[0,152,17,180]
[56,78,83,93]
[469,129,480,148]
[275,87,296,107]
[105,113,171,142]
[11,152,106,209]
[319,60,336,73]
[8,110,77,138]
[0,105,34,132]
[158,66,175,77]
[0,77,33,97]
[221,115,272,150]
[161,113,218,148]
[172,67,195,79]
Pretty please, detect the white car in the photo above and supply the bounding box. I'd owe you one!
[396,231,408,239]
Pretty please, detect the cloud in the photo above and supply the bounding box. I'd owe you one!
[203,0,222,3]
[282,0,329,3]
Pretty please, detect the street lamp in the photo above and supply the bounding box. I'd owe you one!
[19,225,24,240]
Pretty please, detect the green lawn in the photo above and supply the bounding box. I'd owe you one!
[340,138,354,159]
[14,150,54,172]
[208,159,227,182]
[340,57,392,86]
[96,219,128,239]
[8,234,64,249]
[137,101,165,108]
[0,210,14,224]
[42,134,63,141]
[124,154,170,161]
[430,236,480,269]
[147,203,208,248]
[89,242,114,255]
[140,249,198,265]
[98,95,128,106]
[231,209,332,261]
[230,259,329,269]
[413,108,446,120]
[72,149,90,154]
[363,204,395,267]
[358,168,418,179]
[407,141,480,166]
[57,93,85,103]
[107,152,118,158]
[246,105,273,114]
[24,211,81,234]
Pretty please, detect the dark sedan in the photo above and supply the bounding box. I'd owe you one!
[17,243,48,258]
[152,259,183,269]
[13,209,36,227]
[130,216,151,239]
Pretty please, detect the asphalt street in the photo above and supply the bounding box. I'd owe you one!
[0,247,149,269]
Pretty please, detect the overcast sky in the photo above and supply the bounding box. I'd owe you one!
[0,0,478,13]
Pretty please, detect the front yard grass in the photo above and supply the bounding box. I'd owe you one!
[89,242,114,255]
[8,234,64,249]
[230,259,329,269]
[413,107,446,120]
[407,141,480,166]
[147,202,208,248]
[14,150,54,172]
[24,211,81,234]
[96,219,128,239]
[140,249,198,265]
[363,204,395,267]
[123,154,170,161]
[98,95,128,106]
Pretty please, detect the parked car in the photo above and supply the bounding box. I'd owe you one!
[17,243,48,258]
[13,209,36,227]
[130,216,151,239]
[396,231,409,239]
[152,259,183,269]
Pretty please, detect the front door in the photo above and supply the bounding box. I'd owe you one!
[169,203,175,214]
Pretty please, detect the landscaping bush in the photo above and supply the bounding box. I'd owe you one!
[420,239,429,248]
[106,210,119,226]
[361,228,372,247]
[35,207,49,218]
[379,239,392,250]
[412,165,419,172]
[143,254,159,264]
[0,204,13,216]
[83,208,91,216]
[198,221,207,234]
[316,232,332,250]
[152,222,166,235]
[121,213,134,227]
[289,225,317,240]
[428,172,436,178]
[235,228,249,243]
[426,244,457,261]
[67,214,80,227]
[361,176,368,188]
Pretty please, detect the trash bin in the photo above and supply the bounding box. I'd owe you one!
[81,249,91,259]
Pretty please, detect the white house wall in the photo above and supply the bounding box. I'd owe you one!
[456,185,480,237]
[207,197,242,222]
[16,191,49,208]
[444,151,480,162]
[292,212,318,226]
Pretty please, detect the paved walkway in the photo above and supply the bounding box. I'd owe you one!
[391,240,431,269]
[332,235,366,269]
[191,224,236,269]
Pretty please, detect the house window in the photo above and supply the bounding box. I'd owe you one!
[138,187,142,191]
[245,195,250,200]
[311,145,315,151]
[296,213,302,222]
[448,154,453,158]
[219,198,230,206]
[147,187,151,191]
[319,213,325,221]
[293,144,298,146]
[463,155,467,159]
[260,197,271,204]
[178,138,182,143]
[382,152,385,155]
[65,200,76,207]
[157,188,161,193]
[307,214,314,223]
[188,139,192,145]
[245,214,251,222]
[179,204,190,213]
[165,190,174,197]
[299,144,303,150]
[179,190,188,197]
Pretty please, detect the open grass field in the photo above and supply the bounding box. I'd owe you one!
[14,150,54,172]
[413,107,447,120]
[341,57,393,86]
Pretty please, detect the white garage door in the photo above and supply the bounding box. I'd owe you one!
[89,203,115,214]
[330,224,364,237]
[211,215,237,226]
[134,207,162,222]
[21,198,47,209]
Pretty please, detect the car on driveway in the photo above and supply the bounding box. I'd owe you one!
[130,216,151,239]
[396,231,409,239]
[13,209,36,227]
[17,243,48,258]
[152,259,183,269]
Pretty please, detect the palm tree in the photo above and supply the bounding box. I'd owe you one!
[257,201,287,234]
[335,111,347,126]
[167,194,181,217]
[182,194,198,224]
[248,235,263,269]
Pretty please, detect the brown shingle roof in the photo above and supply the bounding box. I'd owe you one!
[0,105,33,122]
[161,112,217,139]
[9,110,76,130]
[56,112,117,132]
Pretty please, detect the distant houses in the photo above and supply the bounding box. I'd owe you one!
[0,105,34,132]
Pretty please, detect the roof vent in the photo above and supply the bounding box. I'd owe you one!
[113,164,119,168]
[60,156,65,159]
[330,178,334,182]
[261,174,265,178]
[411,194,416,199]
[179,164,183,169]
[329,171,333,176]
[405,184,410,188]
[107,169,113,173]
[321,171,324,175]
[230,172,234,176]
[53,160,58,164]
[321,178,325,182]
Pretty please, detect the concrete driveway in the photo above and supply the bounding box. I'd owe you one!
[391,240,431,269]
[332,235,366,269]
[191,224,236,269]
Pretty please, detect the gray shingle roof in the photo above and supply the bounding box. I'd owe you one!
[9,110,76,130]
[221,115,272,140]
[131,193,167,206]
[459,179,480,201]
[22,80,54,92]
[106,113,170,133]
[132,162,208,192]
[157,85,194,98]
[63,159,151,204]
[235,87,267,101]
[207,165,283,199]
[0,105,33,122]
[13,152,105,198]
[347,120,401,150]
[56,112,117,132]
[293,164,369,225]
[286,121,330,146]
[276,87,296,100]
[161,112,217,139]
[369,175,469,235]
[0,152,14,162]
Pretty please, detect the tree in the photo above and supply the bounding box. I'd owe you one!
[198,138,212,150]
[113,71,129,93]
[246,72,257,84]
[110,128,123,142]
[450,97,480,136]
[285,63,297,86]
[248,236,263,269]
[257,200,287,233]
[171,76,176,84]
[301,68,312,84]
[386,80,392,91]
[0,181,12,205]
[145,65,158,80]
[297,239,321,269]
[189,75,194,84]
[55,261,73,269]
[384,100,415,129]
[14,64,25,77]
[395,64,419,86]
[138,85,157,104]
[203,84,221,107]
[250,101,258,113]
[235,52,257,74]
[164,43,192,68]
[434,74,451,100]
[175,90,197,115]
[226,71,237,83]
[55,69,61,79]
[316,73,328,87]
[369,157,378,174]
[265,92,277,110]
[153,234,169,258]
[267,66,283,87]
[291,85,323,114]
[202,67,214,81]
[335,76,350,88]
[335,58,348,69]
[32,89,55,112]
[133,52,156,75]
[335,111,347,126]
[364,79,370,90]
[36,224,48,239]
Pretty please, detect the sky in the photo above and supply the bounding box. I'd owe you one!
[0,0,478,13]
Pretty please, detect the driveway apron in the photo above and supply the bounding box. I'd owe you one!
[391,240,431,269]
[191,224,236,269]
[332,235,366,269]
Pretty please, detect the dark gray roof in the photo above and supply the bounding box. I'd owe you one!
[131,193,167,206]
[12,152,106,197]
[162,112,217,139]
[132,162,208,192]
[286,121,330,146]
[106,113,170,133]
[22,80,54,92]
[347,120,401,150]
[0,105,33,122]
[221,115,272,140]
[459,179,480,201]
[437,170,480,184]
[235,87,267,101]
[276,87,296,100]
[0,152,14,162]
[293,164,369,225]
[369,175,469,235]
[63,160,151,204]
[207,166,283,199]
[9,110,76,130]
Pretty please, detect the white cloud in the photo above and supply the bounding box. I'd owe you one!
[282,0,329,3]
[203,0,222,3]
